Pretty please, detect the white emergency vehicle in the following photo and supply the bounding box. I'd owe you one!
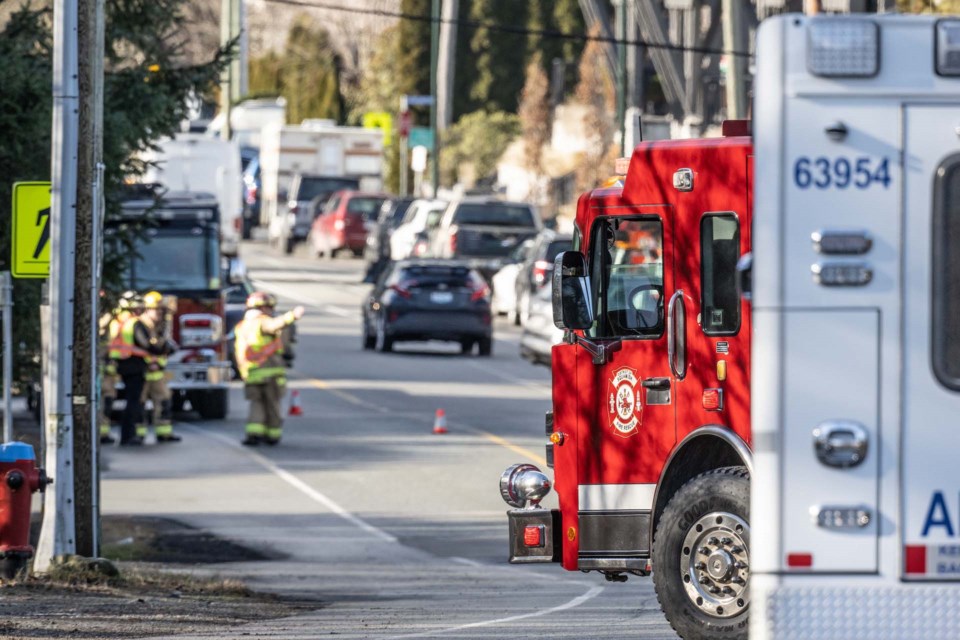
[750,14,960,639]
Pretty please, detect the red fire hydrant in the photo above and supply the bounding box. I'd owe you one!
[0,442,51,579]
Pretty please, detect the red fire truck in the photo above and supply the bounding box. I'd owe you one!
[107,190,232,419]
[500,124,753,639]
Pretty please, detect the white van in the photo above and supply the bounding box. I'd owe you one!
[750,15,960,639]
[141,134,243,255]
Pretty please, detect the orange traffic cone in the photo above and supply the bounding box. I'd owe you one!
[433,409,448,434]
[289,390,304,416]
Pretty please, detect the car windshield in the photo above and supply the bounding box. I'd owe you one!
[386,200,413,226]
[546,239,573,262]
[452,203,535,227]
[297,177,359,201]
[126,229,220,290]
[347,197,387,220]
[397,265,474,288]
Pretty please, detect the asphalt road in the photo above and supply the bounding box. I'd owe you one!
[101,241,678,639]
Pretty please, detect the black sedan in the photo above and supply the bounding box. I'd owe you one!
[362,260,493,355]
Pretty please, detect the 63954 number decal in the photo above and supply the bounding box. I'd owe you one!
[794,156,891,190]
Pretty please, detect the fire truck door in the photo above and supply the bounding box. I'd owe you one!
[577,212,676,561]
[902,105,960,580]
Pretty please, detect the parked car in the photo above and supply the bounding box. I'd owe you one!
[490,239,535,317]
[364,197,415,282]
[430,197,541,281]
[513,230,573,326]
[310,190,389,258]
[361,260,493,355]
[519,283,564,366]
[279,174,360,254]
[389,199,447,260]
[241,153,261,240]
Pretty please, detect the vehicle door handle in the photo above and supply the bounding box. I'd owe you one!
[667,290,686,380]
[642,377,670,390]
[812,421,869,468]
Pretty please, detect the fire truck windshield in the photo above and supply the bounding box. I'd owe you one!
[125,227,220,292]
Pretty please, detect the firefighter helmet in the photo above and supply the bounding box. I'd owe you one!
[246,291,277,310]
[118,290,143,310]
[143,291,164,309]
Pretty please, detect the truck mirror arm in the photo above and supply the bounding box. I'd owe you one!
[570,332,622,365]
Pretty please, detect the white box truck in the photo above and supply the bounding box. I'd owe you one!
[141,133,243,256]
[259,120,384,252]
[750,14,960,640]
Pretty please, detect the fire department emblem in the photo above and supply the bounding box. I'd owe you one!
[608,367,642,437]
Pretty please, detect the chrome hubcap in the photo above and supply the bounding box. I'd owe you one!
[678,511,749,618]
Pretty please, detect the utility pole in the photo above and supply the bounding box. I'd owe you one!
[721,0,747,119]
[72,0,105,558]
[220,0,238,139]
[614,0,628,154]
[429,0,440,196]
[436,0,458,133]
[35,0,79,573]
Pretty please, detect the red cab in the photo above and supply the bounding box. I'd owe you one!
[310,190,389,258]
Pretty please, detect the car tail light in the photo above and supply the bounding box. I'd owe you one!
[532,259,552,286]
[449,230,458,255]
[470,283,491,302]
[288,202,299,214]
[245,184,257,205]
[413,239,429,257]
[183,318,211,328]
[390,281,415,298]
[179,314,222,347]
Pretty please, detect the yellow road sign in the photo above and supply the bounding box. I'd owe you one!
[362,111,393,146]
[12,182,52,278]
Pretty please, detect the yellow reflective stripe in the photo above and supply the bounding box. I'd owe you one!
[246,367,286,384]
[245,423,266,435]
[155,424,174,436]
[266,428,283,440]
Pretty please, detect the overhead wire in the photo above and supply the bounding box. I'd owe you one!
[258,0,755,59]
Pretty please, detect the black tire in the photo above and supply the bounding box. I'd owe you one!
[652,466,750,640]
[459,340,474,355]
[284,235,295,255]
[197,388,229,420]
[375,316,393,353]
[362,321,376,350]
[352,248,364,258]
[477,337,493,357]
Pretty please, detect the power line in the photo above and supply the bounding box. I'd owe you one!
[259,0,754,59]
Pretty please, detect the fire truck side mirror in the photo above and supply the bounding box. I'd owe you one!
[736,252,753,301]
[553,251,594,331]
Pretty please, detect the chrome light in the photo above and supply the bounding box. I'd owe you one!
[500,463,552,509]
[807,19,879,78]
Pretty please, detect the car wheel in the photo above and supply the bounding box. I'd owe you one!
[518,291,531,326]
[362,319,376,350]
[478,337,493,357]
[284,235,295,255]
[375,315,393,353]
[652,466,751,640]
[459,340,474,355]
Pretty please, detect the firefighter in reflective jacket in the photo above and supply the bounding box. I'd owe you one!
[99,291,141,444]
[138,291,179,442]
[235,292,304,445]
[114,293,173,445]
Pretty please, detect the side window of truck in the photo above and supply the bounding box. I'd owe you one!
[700,213,741,336]
[589,216,664,339]
[933,156,960,390]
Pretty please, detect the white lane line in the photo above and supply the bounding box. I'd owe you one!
[450,556,482,567]
[184,425,397,543]
[383,585,605,639]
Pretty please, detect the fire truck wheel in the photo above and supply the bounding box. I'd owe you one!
[652,466,750,640]
[197,389,229,420]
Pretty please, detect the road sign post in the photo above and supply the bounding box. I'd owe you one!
[1,273,12,443]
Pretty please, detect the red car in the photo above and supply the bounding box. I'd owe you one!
[310,191,389,258]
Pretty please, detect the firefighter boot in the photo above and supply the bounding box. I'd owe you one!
[99,423,115,445]
[264,427,282,446]
[155,400,180,442]
[243,424,265,446]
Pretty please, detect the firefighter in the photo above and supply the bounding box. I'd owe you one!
[101,291,142,444]
[137,291,179,443]
[115,292,170,446]
[235,292,304,446]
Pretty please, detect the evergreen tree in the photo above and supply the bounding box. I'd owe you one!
[467,0,528,113]
[397,0,432,97]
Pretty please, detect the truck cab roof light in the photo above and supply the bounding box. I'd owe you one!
[807,19,879,78]
[936,20,960,76]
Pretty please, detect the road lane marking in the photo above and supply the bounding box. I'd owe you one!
[307,378,391,413]
[185,426,397,543]
[383,585,605,639]
[465,427,548,467]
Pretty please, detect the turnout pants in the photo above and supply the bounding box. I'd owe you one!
[140,377,173,438]
[120,372,145,443]
[244,377,285,441]
[100,373,118,437]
